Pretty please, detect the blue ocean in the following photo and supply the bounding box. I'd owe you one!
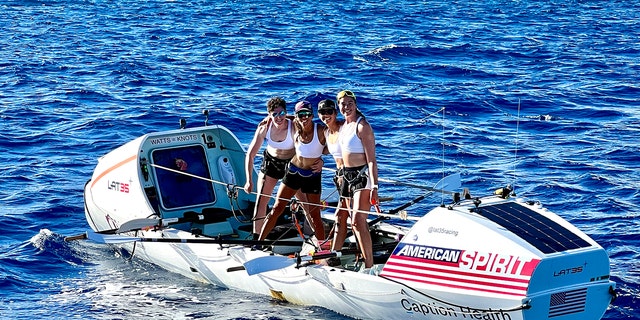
[1,0,638,319]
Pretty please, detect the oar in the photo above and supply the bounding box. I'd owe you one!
[387,193,429,215]
[64,213,216,242]
[379,172,461,194]
[81,230,304,247]
[321,165,461,195]
[115,211,214,233]
[374,172,462,218]
[115,217,187,233]
[243,242,398,275]
[243,251,347,276]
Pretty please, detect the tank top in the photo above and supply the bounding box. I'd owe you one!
[339,117,365,154]
[324,125,343,159]
[266,119,295,150]
[295,123,325,158]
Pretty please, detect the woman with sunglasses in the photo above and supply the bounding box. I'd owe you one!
[244,97,306,240]
[337,90,378,268]
[259,100,327,242]
[317,99,351,255]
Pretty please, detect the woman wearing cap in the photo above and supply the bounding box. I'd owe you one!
[317,99,351,253]
[337,90,378,268]
[259,100,327,241]
[244,97,306,240]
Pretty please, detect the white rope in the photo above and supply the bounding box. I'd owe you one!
[148,163,418,220]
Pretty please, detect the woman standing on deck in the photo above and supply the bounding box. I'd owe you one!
[337,90,379,268]
[244,97,305,240]
[259,100,327,241]
[317,99,351,252]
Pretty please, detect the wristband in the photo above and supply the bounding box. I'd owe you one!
[372,184,378,190]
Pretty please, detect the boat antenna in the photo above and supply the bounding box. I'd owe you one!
[512,99,521,195]
[441,107,446,205]
[438,107,446,207]
[203,109,209,126]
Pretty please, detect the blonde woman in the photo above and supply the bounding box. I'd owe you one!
[337,90,378,268]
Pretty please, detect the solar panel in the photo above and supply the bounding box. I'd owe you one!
[475,202,591,254]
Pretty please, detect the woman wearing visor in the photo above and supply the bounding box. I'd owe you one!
[337,90,379,268]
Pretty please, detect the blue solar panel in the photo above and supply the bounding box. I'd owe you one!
[475,202,591,254]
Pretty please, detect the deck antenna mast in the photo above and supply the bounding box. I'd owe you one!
[203,109,210,126]
[440,107,446,205]
[512,99,521,195]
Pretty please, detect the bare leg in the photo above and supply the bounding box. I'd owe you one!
[331,199,350,251]
[294,189,308,206]
[293,190,311,235]
[253,173,278,234]
[352,189,373,268]
[258,183,297,241]
[305,193,325,240]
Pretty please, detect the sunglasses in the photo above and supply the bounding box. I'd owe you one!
[318,109,335,116]
[337,90,356,101]
[271,110,286,118]
[296,111,313,118]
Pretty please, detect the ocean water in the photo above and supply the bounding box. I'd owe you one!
[1,0,639,319]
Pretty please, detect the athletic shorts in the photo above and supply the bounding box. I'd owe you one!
[342,165,371,197]
[333,167,350,198]
[282,163,322,194]
[260,149,291,180]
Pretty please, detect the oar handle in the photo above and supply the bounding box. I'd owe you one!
[300,251,344,262]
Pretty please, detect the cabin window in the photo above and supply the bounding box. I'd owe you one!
[152,145,216,209]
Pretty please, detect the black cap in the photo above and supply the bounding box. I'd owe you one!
[318,99,336,110]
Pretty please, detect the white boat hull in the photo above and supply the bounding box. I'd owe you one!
[81,123,615,320]
[114,226,614,320]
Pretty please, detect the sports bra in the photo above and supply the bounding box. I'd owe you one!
[296,123,325,158]
[324,125,342,159]
[339,117,365,154]
[266,119,295,150]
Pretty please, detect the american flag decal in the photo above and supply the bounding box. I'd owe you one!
[549,288,587,318]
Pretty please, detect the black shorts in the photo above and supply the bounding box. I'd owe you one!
[333,167,350,198]
[342,165,369,197]
[260,149,291,180]
[282,163,322,194]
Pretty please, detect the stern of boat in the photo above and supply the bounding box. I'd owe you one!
[379,194,616,320]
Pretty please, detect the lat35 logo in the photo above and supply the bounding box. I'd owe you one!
[107,180,130,193]
[554,266,584,277]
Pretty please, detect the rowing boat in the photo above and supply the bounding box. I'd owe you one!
[70,119,616,320]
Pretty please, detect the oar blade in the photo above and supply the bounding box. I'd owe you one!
[116,218,160,233]
[64,233,88,242]
[243,255,296,276]
[433,172,461,191]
